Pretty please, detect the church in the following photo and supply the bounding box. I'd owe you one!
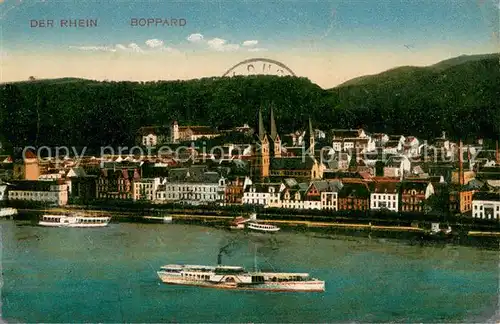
[251,106,324,182]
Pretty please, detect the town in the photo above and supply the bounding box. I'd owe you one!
[0,106,498,223]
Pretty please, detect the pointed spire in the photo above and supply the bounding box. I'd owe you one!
[309,117,314,138]
[258,107,265,140]
[270,105,277,140]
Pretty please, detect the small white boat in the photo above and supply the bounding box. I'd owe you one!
[246,221,280,233]
[39,213,111,228]
[143,215,173,224]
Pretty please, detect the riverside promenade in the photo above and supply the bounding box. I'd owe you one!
[17,206,424,232]
[15,205,498,235]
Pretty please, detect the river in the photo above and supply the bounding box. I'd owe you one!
[1,219,498,322]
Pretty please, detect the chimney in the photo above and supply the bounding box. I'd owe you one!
[458,140,463,186]
[442,131,446,139]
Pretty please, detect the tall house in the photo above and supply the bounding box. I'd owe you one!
[13,149,40,180]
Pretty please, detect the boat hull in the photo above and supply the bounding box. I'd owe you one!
[38,221,109,228]
[157,273,324,292]
[246,223,280,233]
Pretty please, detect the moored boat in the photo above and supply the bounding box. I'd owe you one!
[143,215,173,224]
[157,264,324,292]
[39,213,111,228]
[246,221,280,233]
[229,216,250,230]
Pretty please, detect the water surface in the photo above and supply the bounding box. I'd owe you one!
[1,220,498,322]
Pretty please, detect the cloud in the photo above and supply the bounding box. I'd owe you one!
[114,43,144,53]
[161,46,181,54]
[187,33,204,43]
[248,47,268,52]
[145,39,164,48]
[127,43,143,53]
[242,40,258,47]
[207,38,240,52]
[69,45,116,52]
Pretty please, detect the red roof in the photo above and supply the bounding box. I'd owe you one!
[24,150,37,159]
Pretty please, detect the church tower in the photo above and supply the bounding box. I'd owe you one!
[304,117,315,156]
[252,107,270,180]
[269,106,281,158]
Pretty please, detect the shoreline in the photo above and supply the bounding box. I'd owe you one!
[9,207,500,249]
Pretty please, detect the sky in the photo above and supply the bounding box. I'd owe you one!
[0,0,499,88]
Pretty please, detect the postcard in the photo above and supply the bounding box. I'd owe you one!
[0,0,499,323]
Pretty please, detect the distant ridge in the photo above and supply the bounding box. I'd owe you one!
[1,77,97,85]
[336,52,500,88]
[0,52,498,151]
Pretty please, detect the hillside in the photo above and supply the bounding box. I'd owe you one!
[0,54,498,151]
[337,53,499,87]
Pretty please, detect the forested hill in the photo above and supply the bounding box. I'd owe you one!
[0,53,499,151]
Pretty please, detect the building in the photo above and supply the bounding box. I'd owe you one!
[12,149,40,181]
[320,180,343,211]
[136,125,170,147]
[371,133,389,147]
[448,141,475,214]
[97,168,141,200]
[133,178,165,201]
[400,181,434,212]
[472,191,500,220]
[171,121,220,143]
[338,181,371,211]
[225,176,252,205]
[270,156,324,180]
[280,182,309,209]
[383,140,402,155]
[242,183,282,207]
[7,180,68,206]
[383,155,411,179]
[70,175,98,204]
[403,136,420,157]
[155,168,226,205]
[370,181,399,212]
[448,185,474,215]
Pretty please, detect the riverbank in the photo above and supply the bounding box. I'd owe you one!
[13,207,500,249]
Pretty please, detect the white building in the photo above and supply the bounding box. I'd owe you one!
[403,136,420,157]
[383,155,411,179]
[8,180,68,206]
[370,182,399,212]
[472,192,500,220]
[133,178,166,201]
[320,180,343,211]
[242,183,282,207]
[155,171,226,205]
[38,173,63,181]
